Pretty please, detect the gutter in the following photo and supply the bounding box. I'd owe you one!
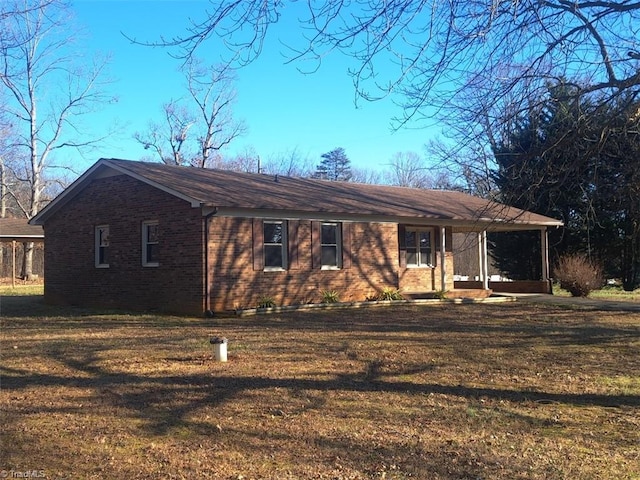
[203,207,218,316]
[213,207,563,230]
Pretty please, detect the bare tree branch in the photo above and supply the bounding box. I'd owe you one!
[135,59,246,168]
[145,0,638,135]
[0,0,114,276]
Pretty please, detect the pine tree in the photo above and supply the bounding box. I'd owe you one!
[490,84,640,289]
[313,148,352,181]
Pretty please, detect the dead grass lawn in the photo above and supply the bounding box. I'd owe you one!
[1,296,639,479]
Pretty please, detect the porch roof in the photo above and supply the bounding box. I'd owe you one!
[31,158,563,231]
[0,218,45,241]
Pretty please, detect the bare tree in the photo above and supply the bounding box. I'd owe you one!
[135,60,246,168]
[427,136,498,198]
[383,151,430,188]
[222,146,260,173]
[0,109,15,218]
[261,147,314,177]
[0,0,113,278]
[0,157,6,219]
[186,59,247,168]
[349,167,382,185]
[134,100,196,165]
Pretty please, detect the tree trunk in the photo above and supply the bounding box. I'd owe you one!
[21,241,35,280]
[0,157,6,218]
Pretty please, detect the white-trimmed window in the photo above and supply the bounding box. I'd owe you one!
[405,228,433,267]
[95,225,110,268]
[142,221,159,267]
[321,222,342,269]
[263,220,287,270]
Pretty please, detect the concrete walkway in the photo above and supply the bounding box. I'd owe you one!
[500,293,640,313]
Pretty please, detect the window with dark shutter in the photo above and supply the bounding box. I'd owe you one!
[264,221,285,268]
[398,224,407,268]
[313,221,346,269]
[402,227,434,267]
[288,220,300,270]
[342,222,352,269]
[252,218,264,271]
[312,221,322,269]
[254,219,288,271]
[321,222,341,269]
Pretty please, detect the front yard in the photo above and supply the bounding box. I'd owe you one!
[1,296,638,479]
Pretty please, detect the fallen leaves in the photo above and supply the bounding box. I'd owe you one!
[1,301,638,479]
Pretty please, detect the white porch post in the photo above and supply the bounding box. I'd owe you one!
[541,227,550,282]
[480,230,489,290]
[440,227,447,291]
[477,232,483,283]
[12,240,16,289]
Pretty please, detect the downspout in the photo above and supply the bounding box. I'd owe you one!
[203,207,218,316]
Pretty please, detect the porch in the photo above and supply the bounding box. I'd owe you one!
[449,224,557,295]
[399,223,557,297]
[454,279,552,294]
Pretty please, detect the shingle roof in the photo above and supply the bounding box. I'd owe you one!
[31,158,563,231]
[0,218,45,240]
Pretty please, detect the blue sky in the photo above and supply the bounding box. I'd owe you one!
[70,0,442,173]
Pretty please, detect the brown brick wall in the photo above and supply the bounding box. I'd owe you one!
[398,250,455,293]
[207,218,400,311]
[44,174,205,314]
[207,218,455,312]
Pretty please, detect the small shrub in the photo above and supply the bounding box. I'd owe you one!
[376,287,404,301]
[432,290,448,300]
[554,254,604,297]
[256,295,276,309]
[321,290,340,303]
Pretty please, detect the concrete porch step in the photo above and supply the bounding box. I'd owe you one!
[405,289,493,300]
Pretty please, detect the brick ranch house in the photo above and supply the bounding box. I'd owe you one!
[30,158,563,315]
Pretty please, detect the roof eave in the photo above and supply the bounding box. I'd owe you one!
[212,207,564,230]
[102,159,203,207]
[0,235,45,240]
[30,159,203,225]
[30,160,107,225]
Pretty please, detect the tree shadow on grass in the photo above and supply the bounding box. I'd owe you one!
[2,358,638,438]
[2,298,639,441]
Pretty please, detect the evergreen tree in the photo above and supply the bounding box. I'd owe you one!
[491,84,640,289]
[313,148,352,181]
[490,85,583,279]
[588,98,640,290]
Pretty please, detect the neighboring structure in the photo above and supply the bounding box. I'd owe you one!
[0,218,45,286]
[30,159,563,315]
